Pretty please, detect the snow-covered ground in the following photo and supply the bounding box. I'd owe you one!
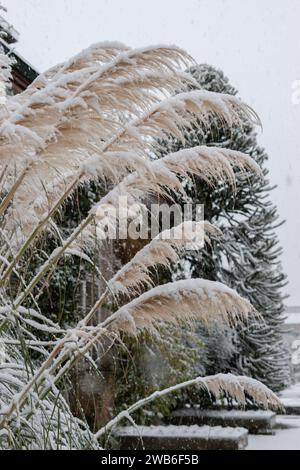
[248,383,300,449]
[280,383,300,398]
[248,416,300,450]
[279,383,300,410]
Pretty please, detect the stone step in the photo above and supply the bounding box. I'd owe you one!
[171,409,276,435]
[280,398,300,415]
[115,425,248,450]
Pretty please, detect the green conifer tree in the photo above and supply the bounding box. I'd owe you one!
[167,64,290,391]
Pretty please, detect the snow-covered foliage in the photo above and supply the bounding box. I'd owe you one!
[0,43,282,449]
[111,278,256,335]
[96,373,282,439]
[66,145,261,254]
[108,221,221,297]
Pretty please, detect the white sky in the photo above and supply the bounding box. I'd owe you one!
[3,0,300,305]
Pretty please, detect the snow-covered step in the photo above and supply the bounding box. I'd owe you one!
[247,415,300,450]
[279,383,300,414]
[171,409,276,434]
[115,425,248,450]
[279,383,300,399]
[280,398,300,415]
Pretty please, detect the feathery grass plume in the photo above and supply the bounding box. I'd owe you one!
[0,41,281,450]
[2,71,259,245]
[6,144,250,286]
[0,46,194,202]
[4,44,193,143]
[0,236,255,427]
[201,374,283,410]
[71,145,261,253]
[17,41,130,96]
[1,46,194,236]
[0,223,218,407]
[108,221,222,297]
[95,373,282,439]
[0,276,256,425]
[0,224,220,418]
[109,278,257,335]
[4,144,257,300]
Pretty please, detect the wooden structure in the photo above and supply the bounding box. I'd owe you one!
[0,15,38,94]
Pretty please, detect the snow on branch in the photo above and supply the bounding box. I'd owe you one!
[108,221,221,297]
[72,145,261,252]
[95,373,283,438]
[1,40,259,246]
[109,278,257,335]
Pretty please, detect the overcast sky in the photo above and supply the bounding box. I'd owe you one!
[3,0,300,305]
